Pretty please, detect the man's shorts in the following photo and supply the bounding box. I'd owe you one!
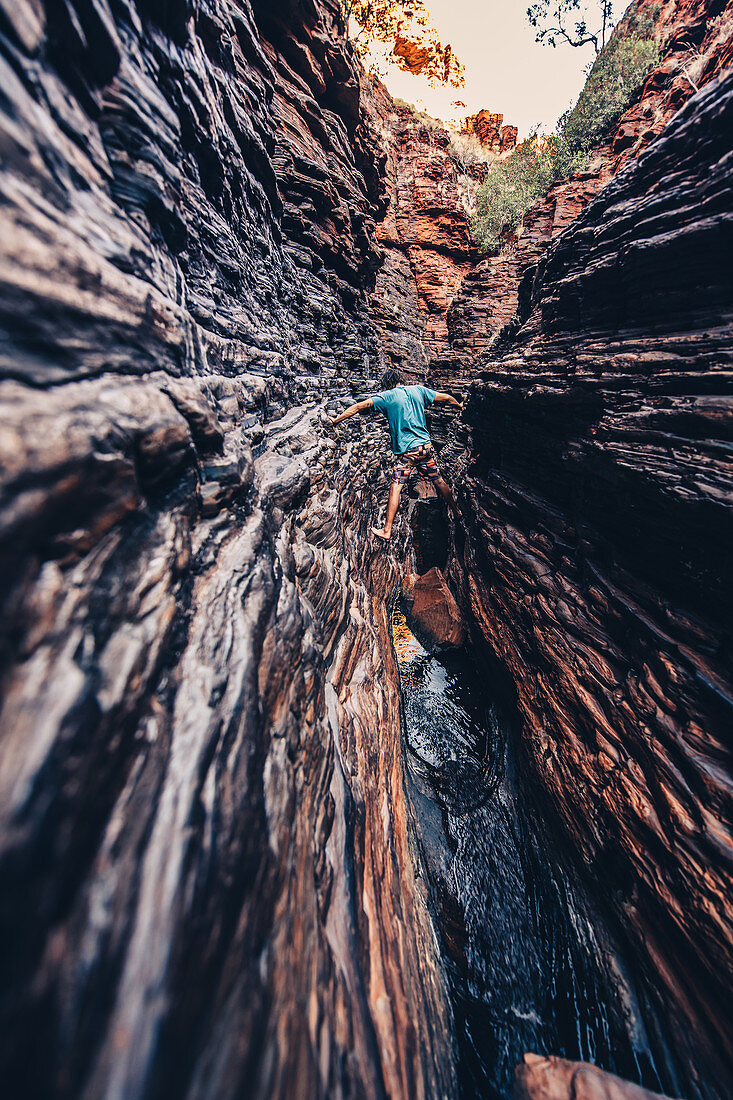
[393,442,441,485]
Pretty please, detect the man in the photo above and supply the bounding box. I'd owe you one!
[329,369,461,541]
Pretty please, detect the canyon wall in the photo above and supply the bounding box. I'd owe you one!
[1,0,732,1098]
[451,65,733,1100]
[441,0,733,383]
[364,75,481,380]
[362,5,733,1096]
[0,2,456,1097]
[363,0,733,389]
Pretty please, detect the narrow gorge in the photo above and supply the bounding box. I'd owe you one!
[0,2,730,1099]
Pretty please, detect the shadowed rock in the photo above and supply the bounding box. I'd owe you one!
[0,0,731,1098]
[0,2,456,1098]
[453,65,733,1100]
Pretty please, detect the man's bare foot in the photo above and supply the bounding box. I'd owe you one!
[371,526,391,541]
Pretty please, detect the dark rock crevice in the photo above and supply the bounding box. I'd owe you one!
[392,606,690,1100]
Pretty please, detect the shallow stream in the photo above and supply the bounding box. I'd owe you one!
[392,602,681,1100]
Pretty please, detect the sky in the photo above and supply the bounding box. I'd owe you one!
[371,0,632,137]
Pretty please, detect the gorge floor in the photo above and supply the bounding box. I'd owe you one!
[392,601,695,1100]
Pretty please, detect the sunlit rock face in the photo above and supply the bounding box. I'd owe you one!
[364,76,479,377]
[453,68,733,1100]
[461,110,517,153]
[0,2,456,1097]
[441,0,733,384]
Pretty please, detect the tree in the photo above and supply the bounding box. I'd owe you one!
[342,0,465,87]
[527,0,614,55]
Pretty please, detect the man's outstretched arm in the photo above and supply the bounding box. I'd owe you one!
[433,391,462,407]
[330,398,374,425]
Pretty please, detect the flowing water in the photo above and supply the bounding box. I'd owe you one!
[392,602,680,1100]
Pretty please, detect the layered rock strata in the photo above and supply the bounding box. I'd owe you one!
[0,2,456,1097]
[364,77,479,379]
[461,110,518,153]
[452,67,733,1100]
[1,0,732,1098]
[363,2,733,392]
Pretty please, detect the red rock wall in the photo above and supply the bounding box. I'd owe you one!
[452,67,733,1100]
[365,6,733,1095]
[0,3,456,1097]
[365,2,733,393]
[364,76,479,379]
[1,1,731,1097]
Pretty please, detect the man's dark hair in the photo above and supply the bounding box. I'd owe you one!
[379,369,404,390]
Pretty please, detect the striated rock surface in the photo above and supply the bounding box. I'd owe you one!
[0,2,457,1098]
[363,2,732,393]
[1,0,732,1098]
[452,66,733,1100]
[364,77,479,378]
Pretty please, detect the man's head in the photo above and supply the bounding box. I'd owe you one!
[379,369,404,390]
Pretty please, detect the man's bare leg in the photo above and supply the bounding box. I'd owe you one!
[435,477,458,515]
[372,481,402,540]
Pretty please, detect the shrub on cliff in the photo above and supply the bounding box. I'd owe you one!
[470,136,560,253]
[558,11,660,157]
[470,9,660,254]
[447,131,499,168]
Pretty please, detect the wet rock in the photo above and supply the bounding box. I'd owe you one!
[0,3,456,1098]
[1,0,731,1097]
[514,1054,679,1100]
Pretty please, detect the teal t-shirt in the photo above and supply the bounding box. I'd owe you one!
[372,384,436,455]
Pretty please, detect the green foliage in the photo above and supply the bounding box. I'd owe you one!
[469,136,560,253]
[558,22,659,155]
[470,8,660,255]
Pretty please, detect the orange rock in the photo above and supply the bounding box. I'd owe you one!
[403,566,466,647]
[462,110,518,152]
[513,1053,680,1099]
